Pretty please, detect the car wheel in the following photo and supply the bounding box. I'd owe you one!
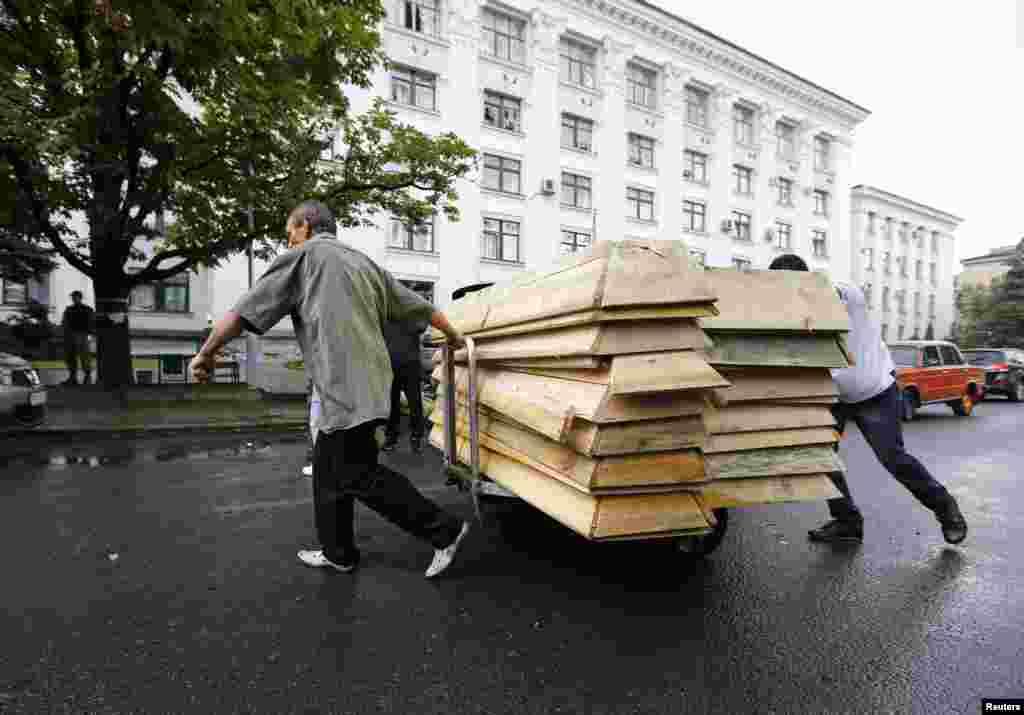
[1010,379,1024,403]
[13,404,46,428]
[901,390,916,422]
[951,393,975,417]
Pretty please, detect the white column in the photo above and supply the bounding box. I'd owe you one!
[705,87,737,267]
[660,63,688,245]
[526,9,567,269]
[597,37,633,245]
[795,120,819,260]
[437,0,484,308]
[829,136,855,284]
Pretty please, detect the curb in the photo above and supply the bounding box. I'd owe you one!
[2,420,308,438]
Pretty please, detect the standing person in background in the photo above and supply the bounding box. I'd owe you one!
[767,253,967,545]
[62,291,95,386]
[190,200,470,578]
[381,317,429,454]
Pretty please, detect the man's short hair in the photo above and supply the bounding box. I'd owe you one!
[70,290,83,298]
[768,254,809,271]
[290,200,337,237]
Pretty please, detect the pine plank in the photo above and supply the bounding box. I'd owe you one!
[704,333,851,368]
[609,352,730,395]
[601,240,716,309]
[703,428,837,454]
[704,403,836,434]
[493,357,606,370]
[693,475,841,509]
[698,268,849,333]
[705,445,843,480]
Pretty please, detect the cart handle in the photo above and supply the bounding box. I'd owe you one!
[442,336,482,520]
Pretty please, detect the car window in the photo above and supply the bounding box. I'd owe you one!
[889,347,919,367]
[965,350,1007,366]
[921,346,941,367]
[939,345,961,365]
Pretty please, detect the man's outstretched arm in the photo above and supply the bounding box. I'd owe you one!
[190,311,246,382]
[429,309,464,347]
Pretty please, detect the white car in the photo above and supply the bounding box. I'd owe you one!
[0,353,47,427]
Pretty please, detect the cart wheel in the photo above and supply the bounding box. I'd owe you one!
[674,508,729,557]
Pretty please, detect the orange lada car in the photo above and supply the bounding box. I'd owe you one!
[887,341,986,422]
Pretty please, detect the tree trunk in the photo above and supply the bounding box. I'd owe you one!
[93,279,134,389]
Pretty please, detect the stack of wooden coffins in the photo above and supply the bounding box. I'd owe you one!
[427,240,847,541]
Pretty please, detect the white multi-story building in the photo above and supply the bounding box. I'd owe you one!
[849,184,962,342]
[3,0,875,381]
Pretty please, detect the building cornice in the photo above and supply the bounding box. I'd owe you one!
[851,185,964,226]
[558,0,871,130]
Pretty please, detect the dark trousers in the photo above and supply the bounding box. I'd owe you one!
[313,420,461,565]
[64,332,92,383]
[386,362,424,440]
[827,382,953,523]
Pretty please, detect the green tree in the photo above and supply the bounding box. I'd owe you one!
[1,0,475,387]
[981,239,1024,348]
[951,282,997,348]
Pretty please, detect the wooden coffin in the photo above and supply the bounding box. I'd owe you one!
[435,365,708,430]
[453,320,708,361]
[698,268,849,333]
[703,333,851,368]
[430,405,706,491]
[704,445,843,480]
[433,240,718,338]
[436,438,715,541]
[693,474,842,509]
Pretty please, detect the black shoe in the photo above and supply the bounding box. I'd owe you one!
[381,435,398,452]
[937,499,968,545]
[410,436,423,454]
[808,519,864,543]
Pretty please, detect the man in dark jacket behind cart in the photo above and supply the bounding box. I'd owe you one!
[382,317,428,453]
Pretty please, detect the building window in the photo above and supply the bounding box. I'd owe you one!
[897,325,905,340]
[561,113,593,152]
[689,249,706,267]
[393,0,440,36]
[896,290,906,315]
[732,211,752,241]
[130,273,189,313]
[733,104,754,145]
[683,200,706,233]
[929,262,937,284]
[561,172,592,209]
[482,154,521,195]
[775,121,796,159]
[733,165,753,195]
[812,230,828,258]
[774,221,792,250]
[481,8,526,64]
[813,136,830,171]
[863,283,873,307]
[559,38,596,88]
[560,229,592,255]
[777,178,793,206]
[683,150,707,183]
[931,232,939,255]
[914,291,921,316]
[627,187,655,221]
[881,323,888,340]
[685,85,708,127]
[482,217,520,262]
[929,294,936,318]
[813,190,829,216]
[863,247,874,272]
[628,133,655,168]
[915,259,923,280]
[882,286,890,313]
[1,278,28,305]
[627,63,657,109]
[867,212,876,236]
[389,217,435,253]
[897,256,907,277]
[731,257,752,272]
[882,251,892,275]
[390,66,436,111]
[483,91,522,132]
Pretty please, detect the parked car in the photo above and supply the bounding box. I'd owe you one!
[0,352,47,427]
[887,340,986,421]
[961,348,1024,402]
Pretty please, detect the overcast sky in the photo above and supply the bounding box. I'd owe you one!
[661,0,1024,269]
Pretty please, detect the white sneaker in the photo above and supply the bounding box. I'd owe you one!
[424,522,470,579]
[302,464,313,477]
[297,549,355,573]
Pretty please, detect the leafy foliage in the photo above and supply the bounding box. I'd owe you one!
[951,240,1024,348]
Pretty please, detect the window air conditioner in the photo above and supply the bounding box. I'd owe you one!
[764,228,775,243]
[540,179,556,196]
[720,219,733,233]
[683,170,692,179]
[803,187,814,197]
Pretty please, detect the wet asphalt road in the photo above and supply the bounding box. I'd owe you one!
[0,400,1022,714]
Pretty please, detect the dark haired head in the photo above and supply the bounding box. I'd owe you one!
[289,200,337,237]
[768,253,809,271]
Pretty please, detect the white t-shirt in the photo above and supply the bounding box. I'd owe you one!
[830,282,895,404]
